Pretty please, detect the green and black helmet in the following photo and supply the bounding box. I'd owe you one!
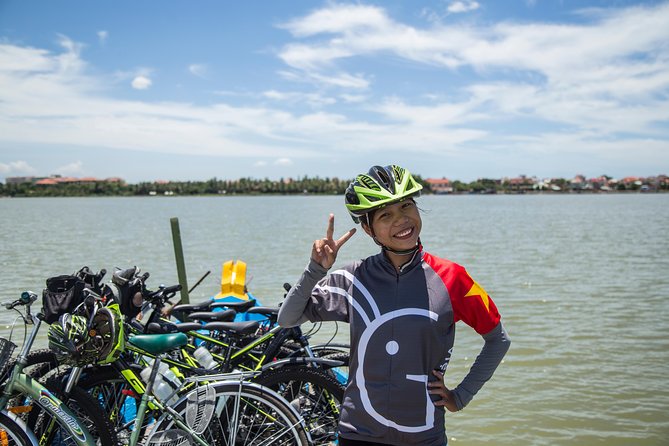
[47,303,125,366]
[345,164,423,223]
[47,313,90,365]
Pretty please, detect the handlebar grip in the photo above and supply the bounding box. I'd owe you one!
[21,291,38,304]
[4,291,37,309]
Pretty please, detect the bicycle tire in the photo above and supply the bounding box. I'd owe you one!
[152,380,311,446]
[320,351,350,386]
[0,411,38,446]
[256,365,345,445]
[5,349,60,382]
[75,366,146,445]
[3,355,115,446]
[26,374,118,446]
[4,349,61,413]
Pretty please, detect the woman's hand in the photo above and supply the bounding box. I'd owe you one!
[428,370,460,412]
[311,214,356,269]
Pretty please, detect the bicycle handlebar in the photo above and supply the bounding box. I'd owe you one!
[3,291,38,310]
[144,284,182,304]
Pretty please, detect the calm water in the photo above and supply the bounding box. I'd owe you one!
[1,194,668,445]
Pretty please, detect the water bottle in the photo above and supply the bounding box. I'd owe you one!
[193,346,216,370]
[140,360,181,405]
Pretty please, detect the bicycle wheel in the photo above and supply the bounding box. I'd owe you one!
[75,366,146,445]
[320,351,350,386]
[0,411,38,446]
[256,365,345,445]
[152,380,311,445]
[26,380,117,446]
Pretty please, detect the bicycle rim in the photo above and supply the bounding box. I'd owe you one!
[0,411,38,446]
[255,366,344,445]
[154,381,310,446]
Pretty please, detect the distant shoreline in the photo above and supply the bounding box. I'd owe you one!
[2,190,667,198]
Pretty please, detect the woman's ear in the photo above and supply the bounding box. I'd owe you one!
[361,221,374,237]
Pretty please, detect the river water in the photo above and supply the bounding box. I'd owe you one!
[1,194,667,445]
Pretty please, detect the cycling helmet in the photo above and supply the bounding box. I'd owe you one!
[47,304,125,366]
[345,164,423,223]
[47,313,92,366]
[89,303,125,365]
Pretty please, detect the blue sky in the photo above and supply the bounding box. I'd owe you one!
[1,0,668,183]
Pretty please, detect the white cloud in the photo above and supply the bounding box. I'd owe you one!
[188,64,208,78]
[97,30,108,44]
[278,68,370,89]
[254,161,268,167]
[447,1,480,14]
[0,160,37,175]
[275,2,669,139]
[280,4,392,38]
[274,158,293,166]
[263,90,336,107]
[131,75,152,90]
[277,2,669,84]
[339,93,367,103]
[54,161,85,176]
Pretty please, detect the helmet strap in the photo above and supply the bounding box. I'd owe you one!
[381,237,421,256]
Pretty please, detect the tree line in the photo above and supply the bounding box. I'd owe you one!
[0,176,361,197]
[1,174,666,198]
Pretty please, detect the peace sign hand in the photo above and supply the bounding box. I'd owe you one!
[311,214,356,269]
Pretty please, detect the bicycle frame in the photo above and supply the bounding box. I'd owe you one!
[0,303,95,446]
[127,354,209,446]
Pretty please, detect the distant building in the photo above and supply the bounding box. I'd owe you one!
[24,176,126,186]
[425,178,453,194]
[34,178,59,185]
[503,175,535,193]
[4,176,35,184]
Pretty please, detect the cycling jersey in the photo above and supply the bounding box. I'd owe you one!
[278,247,510,446]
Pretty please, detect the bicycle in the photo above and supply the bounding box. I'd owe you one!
[0,291,105,446]
[131,274,347,444]
[3,285,311,446]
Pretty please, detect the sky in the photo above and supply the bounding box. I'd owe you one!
[1,0,668,183]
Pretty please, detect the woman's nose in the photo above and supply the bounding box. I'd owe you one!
[394,213,409,225]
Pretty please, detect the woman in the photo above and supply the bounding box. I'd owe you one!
[278,165,510,446]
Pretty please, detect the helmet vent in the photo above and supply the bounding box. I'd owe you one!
[358,174,381,191]
[392,165,405,183]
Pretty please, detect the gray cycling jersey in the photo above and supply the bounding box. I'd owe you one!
[278,249,510,445]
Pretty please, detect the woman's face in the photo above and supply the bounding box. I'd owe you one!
[365,199,422,251]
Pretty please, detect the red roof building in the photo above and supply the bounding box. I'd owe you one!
[425,178,453,194]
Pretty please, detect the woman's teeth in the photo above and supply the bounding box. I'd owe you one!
[395,228,413,238]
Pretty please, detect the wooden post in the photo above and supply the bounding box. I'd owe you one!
[170,217,190,304]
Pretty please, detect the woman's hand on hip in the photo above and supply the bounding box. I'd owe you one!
[429,370,460,412]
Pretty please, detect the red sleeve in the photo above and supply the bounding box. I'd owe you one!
[423,252,501,335]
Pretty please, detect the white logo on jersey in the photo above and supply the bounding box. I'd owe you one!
[328,270,439,433]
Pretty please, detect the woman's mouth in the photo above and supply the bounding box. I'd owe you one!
[393,227,414,239]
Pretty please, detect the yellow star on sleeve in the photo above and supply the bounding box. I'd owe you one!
[464,279,490,312]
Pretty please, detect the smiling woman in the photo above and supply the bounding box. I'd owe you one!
[277,164,511,446]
